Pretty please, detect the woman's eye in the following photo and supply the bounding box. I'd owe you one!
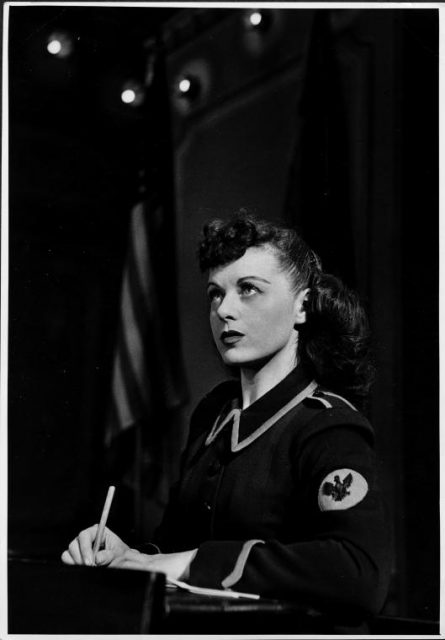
[207,289,223,303]
[240,282,259,296]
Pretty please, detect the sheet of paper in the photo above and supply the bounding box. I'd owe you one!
[167,578,260,600]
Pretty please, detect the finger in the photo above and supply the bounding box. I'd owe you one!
[68,539,83,565]
[107,554,125,568]
[61,549,75,565]
[78,526,97,566]
[95,549,115,566]
[102,527,116,547]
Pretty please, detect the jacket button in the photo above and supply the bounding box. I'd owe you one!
[204,501,212,511]
[207,460,221,477]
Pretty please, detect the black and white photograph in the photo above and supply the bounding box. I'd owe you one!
[2,1,441,636]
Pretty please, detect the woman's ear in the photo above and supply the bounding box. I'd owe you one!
[294,288,310,326]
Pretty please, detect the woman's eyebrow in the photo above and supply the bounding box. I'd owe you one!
[238,276,271,284]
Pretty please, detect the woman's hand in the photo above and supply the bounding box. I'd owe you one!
[109,549,198,582]
[61,524,130,567]
[61,525,197,581]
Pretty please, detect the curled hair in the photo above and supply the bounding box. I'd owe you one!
[198,212,320,292]
[300,273,375,404]
[198,212,374,404]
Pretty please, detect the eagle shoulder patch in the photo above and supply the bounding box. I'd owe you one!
[318,468,368,511]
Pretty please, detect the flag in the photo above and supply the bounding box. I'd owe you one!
[105,195,187,538]
[106,198,185,446]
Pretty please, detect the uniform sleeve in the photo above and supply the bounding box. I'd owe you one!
[188,424,392,617]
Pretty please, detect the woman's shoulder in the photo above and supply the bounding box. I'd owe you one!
[295,386,375,447]
[305,388,360,412]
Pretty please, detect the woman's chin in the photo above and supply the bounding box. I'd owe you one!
[220,353,242,366]
[220,352,264,370]
[220,350,248,367]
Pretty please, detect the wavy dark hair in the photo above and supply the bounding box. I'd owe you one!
[197,212,374,404]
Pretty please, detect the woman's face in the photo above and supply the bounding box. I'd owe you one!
[207,245,307,371]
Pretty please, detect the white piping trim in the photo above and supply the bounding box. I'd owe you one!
[231,380,318,452]
[321,391,358,412]
[221,539,265,589]
[306,395,332,409]
[205,402,240,446]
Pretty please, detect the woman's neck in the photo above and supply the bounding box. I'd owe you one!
[240,352,298,410]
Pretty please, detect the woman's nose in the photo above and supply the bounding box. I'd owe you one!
[216,291,237,320]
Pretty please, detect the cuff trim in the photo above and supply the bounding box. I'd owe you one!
[221,539,265,589]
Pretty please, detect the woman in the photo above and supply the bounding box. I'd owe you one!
[62,214,391,617]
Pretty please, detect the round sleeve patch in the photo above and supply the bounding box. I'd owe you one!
[318,468,368,511]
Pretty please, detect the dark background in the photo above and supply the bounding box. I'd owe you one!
[7,5,439,621]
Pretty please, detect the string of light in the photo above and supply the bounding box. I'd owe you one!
[45,10,272,109]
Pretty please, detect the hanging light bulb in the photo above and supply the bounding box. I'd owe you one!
[120,81,144,107]
[121,89,137,104]
[46,32,73,58]
[249,11,263,27]
[47,39,62,56]
[244,10,271,32]
[176,75,200,101]
[173,61,210,114]
[178,78,192,95]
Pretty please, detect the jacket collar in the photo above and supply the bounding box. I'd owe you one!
[205,364,315,451]
[238,364,312,440]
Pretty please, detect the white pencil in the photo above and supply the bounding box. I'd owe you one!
[93,485,115,564]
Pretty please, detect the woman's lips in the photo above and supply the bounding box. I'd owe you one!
[220,330,244,345]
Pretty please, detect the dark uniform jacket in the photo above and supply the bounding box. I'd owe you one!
[154,365,391,617]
